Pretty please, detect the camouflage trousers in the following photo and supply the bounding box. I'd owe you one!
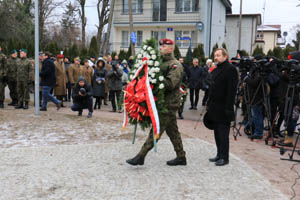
[138,110,186,158]
[7,80,18,101]
[17,81,30,104]
[0,80,7,101]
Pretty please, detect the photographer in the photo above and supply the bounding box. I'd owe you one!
[244,66,264,140]
[107,61,123,112]
[71,76,93,118]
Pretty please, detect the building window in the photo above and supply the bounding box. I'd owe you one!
[151,31,166,41]
[136,31,143,47]
[123,0,143,14]
[121,30,143,47]
[256,33,264,39]
[175,0,199,12]
[175,30,197,48]
[121,31,129,47]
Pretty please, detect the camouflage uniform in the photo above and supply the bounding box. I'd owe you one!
[16,57,31,106]
[0,52,7,106]
[138,53,186,159]
[6,57,19,103]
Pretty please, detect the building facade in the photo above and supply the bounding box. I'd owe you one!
[255,25,282,54]
[225,14,261,58]
[111,0,232,56]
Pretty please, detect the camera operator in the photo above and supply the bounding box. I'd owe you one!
[71,76,93,118]
[107,61,123,112]
[244,65,264,140]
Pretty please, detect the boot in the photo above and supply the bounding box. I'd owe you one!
[87,112,92,118]
[23,101,29,109]
[166,157,187,166]
[15,102,23,109]
[94,101,97,110]
[78,111,82,116]
[178,112,184,119]
[126,155,145,166]
[8,100,15,106]
[0,101,4,108]
[279,136,293,147]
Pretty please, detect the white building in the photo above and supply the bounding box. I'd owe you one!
[111,0,232,57]
[255,25,283,54]
[225,14,261,58]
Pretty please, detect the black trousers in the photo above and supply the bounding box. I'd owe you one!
[71,97,93,113]
[66,82,72,101]
[189,88,200,107]
[202,89,209,106]
[109,90,121,111]
[213,122,230,161]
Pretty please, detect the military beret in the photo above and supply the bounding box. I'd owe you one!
[56,54,64,59]
[159,38,175,46]
[20,48,27,53]
[10,49,17,54]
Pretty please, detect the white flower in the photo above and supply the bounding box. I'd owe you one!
[143,60,147,65]
[148,77,152,82]
[155,67,160,72]
[151,73,156,78]
[143,45,148,50]
[150,68,156,74]
[137,54,142,59]
[147,47,152,51]
[154,61,160,67]
[151,79,157,84]
[150,50,156,55]
[134,63,139,68]
[151,55,157,60]
[130,75,134,80]
[146,55,151,60]
[159,76,164,81]
[138,60,143,64]
[148,60,154,66]
[140,50,144,54]
[159,83,165,89]
[143,52,149,58]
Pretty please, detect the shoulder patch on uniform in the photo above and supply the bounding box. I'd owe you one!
[172,64,178,69]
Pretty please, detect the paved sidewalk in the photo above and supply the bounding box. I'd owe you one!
[0,139,288,200]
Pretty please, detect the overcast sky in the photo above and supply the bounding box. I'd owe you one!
[81,0,300,44]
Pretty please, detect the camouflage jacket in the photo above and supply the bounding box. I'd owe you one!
[0,52,7,78]
[160,53,183,110]
[17,57,31,82]
[6,57,19,80]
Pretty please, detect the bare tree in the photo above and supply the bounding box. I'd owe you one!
[96,0,110,55]
[75,0,87,48]
[103,0,115,55]
[39,0,64,45]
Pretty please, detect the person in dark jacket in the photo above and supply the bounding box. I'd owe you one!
[202,59,213,106]
[39,52,62,111]
[204,48,238,166]
[71,76,93,118]
[92,58,106,110]
[187,58,203,110]
[107,61,123,112]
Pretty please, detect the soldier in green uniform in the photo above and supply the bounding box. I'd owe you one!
[6,50,19,106]
[126,38,187,166]
[15,49,31,109]
[0,46,7,108]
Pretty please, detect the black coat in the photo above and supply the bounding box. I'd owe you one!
[72,80,93,104]
[187,66,203,89]
[206,60,238,122]
[92,67,106,97]
[40,58,56,87]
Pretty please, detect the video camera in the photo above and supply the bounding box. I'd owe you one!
[79,88,86,95]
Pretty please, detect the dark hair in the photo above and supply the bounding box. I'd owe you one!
[44,51,52,58]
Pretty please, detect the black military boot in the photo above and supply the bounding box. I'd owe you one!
[15,102,23,109]
[126,155,145,166]
[23,101,29,109]
[0,101,4,108]
[178,112,184,119]
[166,157,187,166]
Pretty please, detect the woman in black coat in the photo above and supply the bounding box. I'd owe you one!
[92,58,106,109]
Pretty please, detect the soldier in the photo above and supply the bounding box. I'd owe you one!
[81,59,94,85]
[68,57,82,87]
[0,46,7,108]
[6,50,19,106]
[126,38,186,166]
[54,54,67,107]
[15,49,31,109]
[178,57,188,119]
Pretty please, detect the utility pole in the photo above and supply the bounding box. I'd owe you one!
[128,0,135,56]
[104,0,116,55]
[34,0,40,115]
[238,0,243,51]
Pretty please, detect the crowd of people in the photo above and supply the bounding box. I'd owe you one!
[0,46,134,118]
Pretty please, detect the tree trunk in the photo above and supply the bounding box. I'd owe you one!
[80,1,86,48]
[104,0,116,55]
